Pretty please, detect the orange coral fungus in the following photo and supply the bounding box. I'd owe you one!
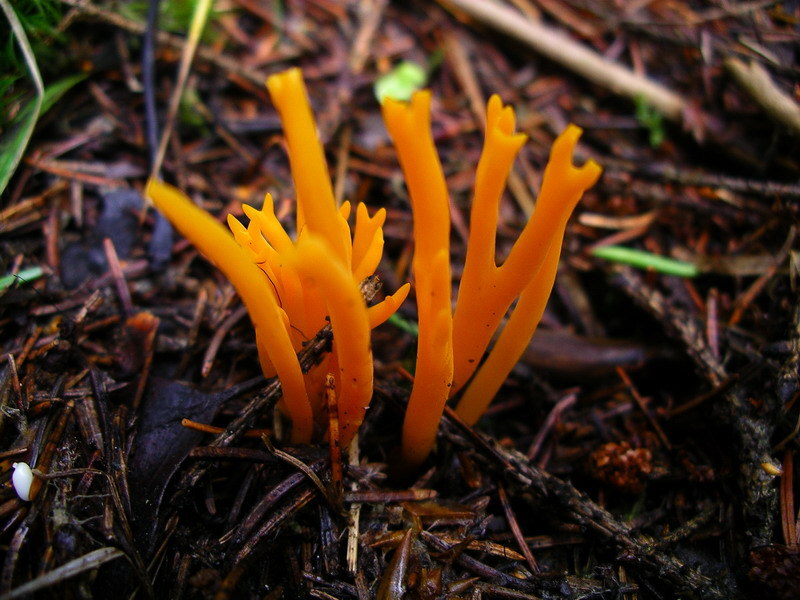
[147,68,408,446]
[382,92,455,469]
[383,92,601,467]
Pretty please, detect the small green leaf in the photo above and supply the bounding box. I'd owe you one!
[179,87,209,132]
[592,245,699,278]
[635,95,666,148]
[374,61,427,103]
[0,0,44,195]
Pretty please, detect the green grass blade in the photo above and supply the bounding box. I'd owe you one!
[388,312,419,337]
[0,0,44,195]
[39,73,86,113]
[592,245,699,278]
[0,265,45,291]
[0,72,86,195]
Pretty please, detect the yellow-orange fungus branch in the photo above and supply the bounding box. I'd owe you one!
[368,283,411,328]
[288,235,374,447]
[382,93,454,469]
[266,68,348,263]
[455,124,601,426]
[352,204,387,283]
[452,122,602,405]
[450,96,526,393]
[455,239,561,426]
[144,179,314,443]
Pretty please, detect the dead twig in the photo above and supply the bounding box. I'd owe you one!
[440,0,691,126]
[497,484,539,574]
[1,548,125,600]
[725,57,800,136]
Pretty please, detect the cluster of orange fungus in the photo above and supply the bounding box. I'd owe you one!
[146,68,410,446]
[383,92,602,468]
